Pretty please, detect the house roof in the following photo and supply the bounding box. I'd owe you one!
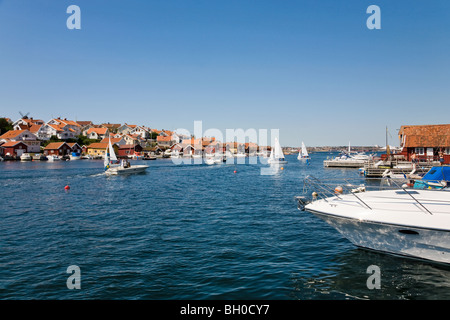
[157,135,172,142]
[66,143,81,149]
[102,123,121,129]
[47,124,65,132]
[52,118,80,127]
[77,121,93,126]
[119,144,141,149]
[87,127,108,135]
[100,137,124,144]
[87,142,108,149]
[399,124,450,148]
[29,124,42,133]
[0,130,30,140]
[0,141,28,147]
[44,142,68,150]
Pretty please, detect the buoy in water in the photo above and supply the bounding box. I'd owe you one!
[233,170,237,173]
[280,167,284,170]
[64,185,70,191]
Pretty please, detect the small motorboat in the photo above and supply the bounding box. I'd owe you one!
[20,153,32,161]
[47,155,61,161]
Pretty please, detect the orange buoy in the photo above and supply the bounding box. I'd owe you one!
[280,167,284,170]
[334,186,343,194]
[233,170,237,173]
[64,185,70,190]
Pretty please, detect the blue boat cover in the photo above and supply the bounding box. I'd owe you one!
[414,166,450,189]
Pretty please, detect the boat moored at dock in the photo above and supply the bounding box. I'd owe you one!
[298,175,450,264]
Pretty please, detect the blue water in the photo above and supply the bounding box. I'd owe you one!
[1,153,450,300]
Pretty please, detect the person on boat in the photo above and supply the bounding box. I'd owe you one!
[411,152,418,170]
[439,150,445,165]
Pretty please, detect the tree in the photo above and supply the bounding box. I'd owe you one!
[0,118,13,135]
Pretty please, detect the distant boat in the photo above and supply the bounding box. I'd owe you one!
[298,141,310,162]
[47,155,60,161]
[104,138,149,175]
[268,137,287,165]
[69,152,81,160]
[20,153,32,161]
[205,157,215,165]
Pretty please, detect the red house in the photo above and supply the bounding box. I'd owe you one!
[118,144,143,158]
[398,124,450,164]
[0,141,28,157]
[44,142,72,156]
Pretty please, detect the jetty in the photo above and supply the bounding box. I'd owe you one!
[323,159,366,168]
[362,160,440,178]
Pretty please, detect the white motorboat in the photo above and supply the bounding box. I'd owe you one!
[20,153,32,161]
[267,137,287,165]
[69,152,81,160]
[298,141,310,162]
[298,175,450,264]
[104,138,148,175]
[205,157,215,165]
[47,155,61,161]
[171,150,181,158]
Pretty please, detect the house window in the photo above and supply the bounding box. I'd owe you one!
[415,147,424,155]
[445,147,450,155]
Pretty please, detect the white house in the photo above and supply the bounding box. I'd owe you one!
[47,118,82,136]
[0,129,41,153]
[117,124,137,135]
[130,126,151,139]
[86,127,109,140]
[38,123,77,140]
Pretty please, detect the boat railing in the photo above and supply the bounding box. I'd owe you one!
[297,175,445,214]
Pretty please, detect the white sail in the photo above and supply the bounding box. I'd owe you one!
[109,139,117,161]
[273,137,284,159]
[298,141,309,159]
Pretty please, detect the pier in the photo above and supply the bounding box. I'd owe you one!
[362,160,440,178]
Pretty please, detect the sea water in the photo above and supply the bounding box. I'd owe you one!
[1,153,450,300]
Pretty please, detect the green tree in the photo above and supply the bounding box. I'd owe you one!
[0,118,13,135]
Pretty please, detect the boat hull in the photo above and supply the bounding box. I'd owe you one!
[105,165,149,175]
[306,208,450,264]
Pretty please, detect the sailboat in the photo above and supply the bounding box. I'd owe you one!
[104,139,149,175]
[298,141,310,161]
[268,137,288,164]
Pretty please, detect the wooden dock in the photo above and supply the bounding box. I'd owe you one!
[362,160,439,178]
[323,159,366,168]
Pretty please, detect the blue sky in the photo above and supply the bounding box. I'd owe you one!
[0,0,449,146]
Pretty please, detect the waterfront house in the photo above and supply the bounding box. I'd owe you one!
[44,142,73,157]
[67,143,82,155]
[0,129,41,153]
[398,124,450,164]
[0,141,29,158]
[86,142,112,158]
[118,144,143,158]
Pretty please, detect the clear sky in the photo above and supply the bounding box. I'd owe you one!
[0,0,449,146]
